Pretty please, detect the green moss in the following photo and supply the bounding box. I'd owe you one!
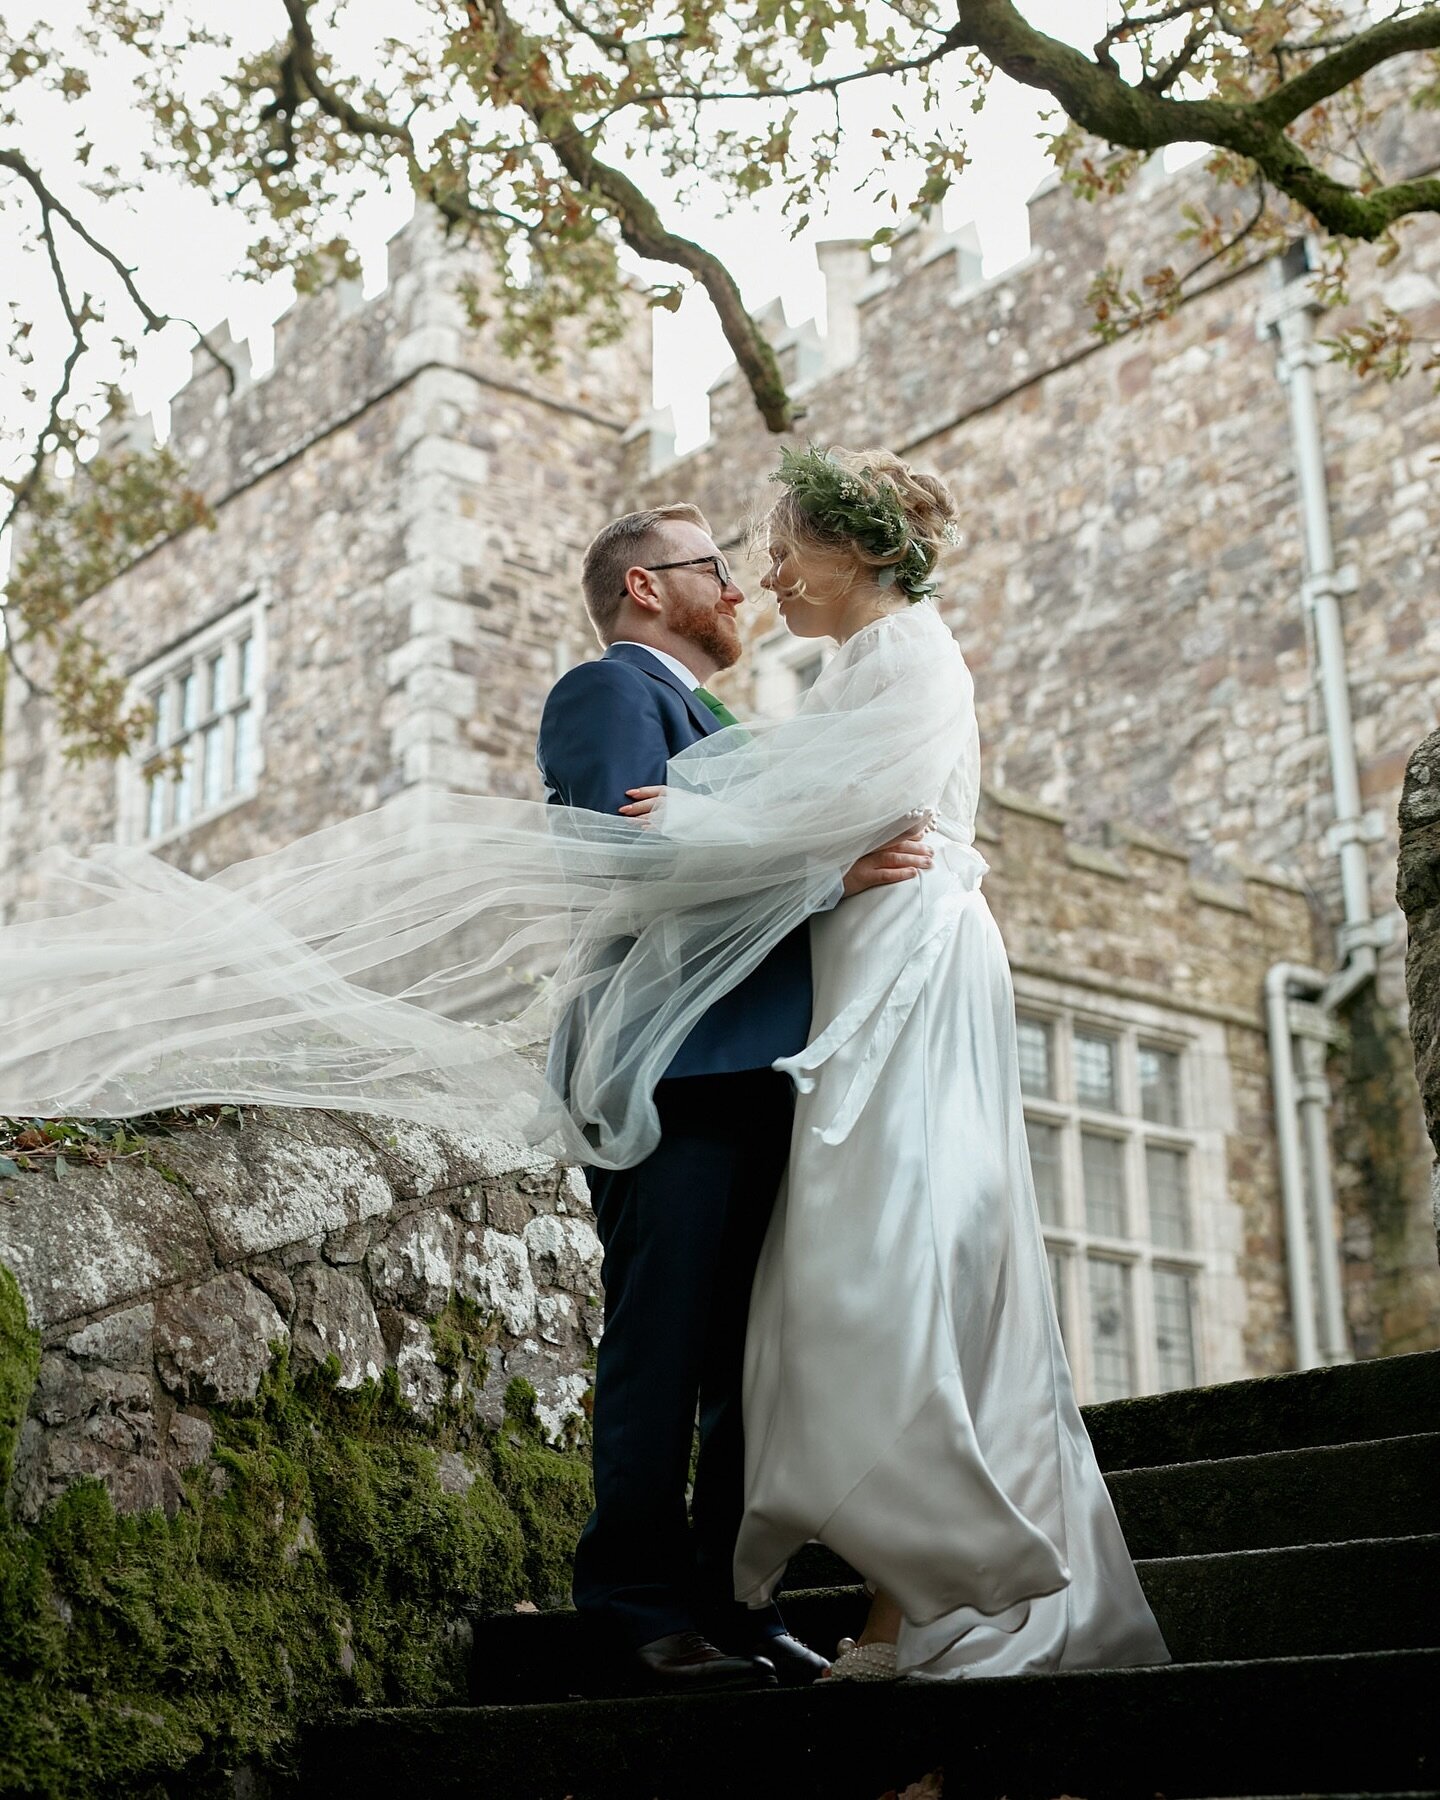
[491,1381,593,1606]
[429,1295,496,1383]
[0,1284,595,1799]
[0,1265,39,1494]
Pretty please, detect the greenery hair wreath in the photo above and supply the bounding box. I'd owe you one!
[771,443,948,601]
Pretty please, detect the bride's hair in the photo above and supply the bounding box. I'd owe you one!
[757,446,960,604]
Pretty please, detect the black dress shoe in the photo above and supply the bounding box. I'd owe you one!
[634,1631,779,1691]
[749,1631,831,1688]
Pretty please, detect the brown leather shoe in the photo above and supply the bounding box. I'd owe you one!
[634,1631,778,1691]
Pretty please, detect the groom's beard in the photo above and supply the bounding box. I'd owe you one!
[669,591,743,672]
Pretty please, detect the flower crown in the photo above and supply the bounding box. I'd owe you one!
[771,444,952,601]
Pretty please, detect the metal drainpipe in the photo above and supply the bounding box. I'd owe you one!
[1264,963,1324,1372]
[1258,240,1390,1368]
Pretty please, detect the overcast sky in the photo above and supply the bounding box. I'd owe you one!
[6,1,1152,457]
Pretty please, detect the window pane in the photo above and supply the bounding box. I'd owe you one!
[1081,1132,1127,1236]
[207,654,225,715]
[173,741,195,826]
[1139,1044,1182,1126]
[145,773,166,839]
[1025,1117,1063,1225]
[150,687,168,746]
[237,635,255,698]
[178,671,198,733]
[1017,1016,1053,1099]
[202,722,225,809]
[795,655,823,694]
[1153,1268,1198,1392]
[1146,1144,1190,1250]
[232,705,255,790]
[1074,1031,1118,1110]
[1087,1257,1134,1401]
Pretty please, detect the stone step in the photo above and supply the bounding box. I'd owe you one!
[783,1432,1439,1583]
[1107,1431,1440,1558]
[465,1533,1440,1704]
[1081,1350,1439,1472]
[300,1647,1438,1799]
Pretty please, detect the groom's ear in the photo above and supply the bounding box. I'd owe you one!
[623,566,665,616]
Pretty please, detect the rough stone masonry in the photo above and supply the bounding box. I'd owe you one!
[1398,729,1440,1256]
[0,1108,602,1522]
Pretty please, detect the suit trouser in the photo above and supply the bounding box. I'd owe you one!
[572,1068,793,1648]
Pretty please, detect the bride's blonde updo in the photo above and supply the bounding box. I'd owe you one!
[760,444,960,603]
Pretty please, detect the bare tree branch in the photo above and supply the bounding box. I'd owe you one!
[592,21,973,118]
[0,147,237,387]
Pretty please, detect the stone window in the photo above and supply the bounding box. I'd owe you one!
[751,625,834,717]
[1016,990,1238,1405]
[121,595,266,845]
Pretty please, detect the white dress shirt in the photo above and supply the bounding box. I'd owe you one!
[611,642,703,691]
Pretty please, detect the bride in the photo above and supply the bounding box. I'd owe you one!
[623,447,1170,1681]
[0,443,1166,1684]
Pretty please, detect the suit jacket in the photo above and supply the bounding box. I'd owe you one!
[536,642,815,1080]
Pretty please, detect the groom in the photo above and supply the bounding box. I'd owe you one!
[537,502,931,1691]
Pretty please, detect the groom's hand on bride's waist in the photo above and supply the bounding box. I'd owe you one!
[842,827,934,897]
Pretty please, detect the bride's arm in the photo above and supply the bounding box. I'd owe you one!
[620,786,935,894]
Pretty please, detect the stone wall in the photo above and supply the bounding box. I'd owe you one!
[0,212,650,917]
[0,1108,604,1795]
[0,1108,601,1523]
[976,785,1321,1374]
[1398,729,1440,1254]
[628,135,1440,1367]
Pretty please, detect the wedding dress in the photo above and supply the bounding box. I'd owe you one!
[734,607,1170,1678]
[1,598,1166,1676]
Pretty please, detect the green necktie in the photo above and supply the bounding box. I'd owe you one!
[693,685,742,729]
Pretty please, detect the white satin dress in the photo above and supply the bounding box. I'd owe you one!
[734,763,1170,1679]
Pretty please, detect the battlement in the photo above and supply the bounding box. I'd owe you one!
[90,209,652,508]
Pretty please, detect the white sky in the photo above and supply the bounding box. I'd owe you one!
[5,1,1160,460]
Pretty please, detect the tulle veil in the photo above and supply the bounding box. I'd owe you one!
[0,605,977,1169]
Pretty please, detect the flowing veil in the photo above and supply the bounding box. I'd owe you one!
[0,606,977,1169]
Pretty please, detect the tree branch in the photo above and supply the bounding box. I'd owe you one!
[0,147,237,388]
[278,0,415,146]
[596,21,972,116]
[468,0,794,428]
[954,0,1440,240]
[1255,6,1440,127]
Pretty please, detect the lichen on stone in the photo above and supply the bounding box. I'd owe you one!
[0,1273,593,1798]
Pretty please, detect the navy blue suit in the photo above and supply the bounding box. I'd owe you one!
[537,643,812,1648]
[537,644,813,1077]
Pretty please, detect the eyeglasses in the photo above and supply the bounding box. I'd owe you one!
[628,555,735,595]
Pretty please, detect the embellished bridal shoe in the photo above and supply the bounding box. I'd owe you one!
[825,1635,900,1682]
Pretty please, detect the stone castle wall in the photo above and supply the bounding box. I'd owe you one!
[1,126,1435,1373]
[0,215,649,913]
[977,784,1323,1373]
[625,143,1440,1361]
[0,1109,602,1524]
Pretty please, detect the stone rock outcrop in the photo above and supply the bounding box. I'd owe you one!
[0,1108,602,1521]
[1397,729,1440,1252]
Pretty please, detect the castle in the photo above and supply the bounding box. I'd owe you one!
[4,139,1438,1402]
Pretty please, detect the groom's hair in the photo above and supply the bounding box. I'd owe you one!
[582,502,711,641]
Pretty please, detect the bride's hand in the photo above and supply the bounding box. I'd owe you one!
[620,785,666,825]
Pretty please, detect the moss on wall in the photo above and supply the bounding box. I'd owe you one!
[0,1270,593,1799]
[1330,986,1440,1356]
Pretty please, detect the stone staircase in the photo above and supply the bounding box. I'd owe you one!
[302,1350,1440,1799]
